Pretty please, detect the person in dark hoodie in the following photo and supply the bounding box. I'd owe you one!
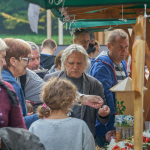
[40,39,57,70]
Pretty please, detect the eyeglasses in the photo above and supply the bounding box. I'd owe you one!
[20,57,29,64]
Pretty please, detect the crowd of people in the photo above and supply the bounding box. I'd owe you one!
[0,28,129,149]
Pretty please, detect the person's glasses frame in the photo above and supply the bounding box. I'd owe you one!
[19,57,29,64]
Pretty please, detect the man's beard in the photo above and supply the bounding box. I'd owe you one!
[32,65,39,70]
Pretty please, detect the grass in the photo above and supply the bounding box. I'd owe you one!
[0,34,73,45]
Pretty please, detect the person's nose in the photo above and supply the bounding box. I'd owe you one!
[73,63,78,69]
[85,41,89,47]
[34,59,40,65]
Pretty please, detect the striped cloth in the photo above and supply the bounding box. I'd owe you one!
[113,63,127,83]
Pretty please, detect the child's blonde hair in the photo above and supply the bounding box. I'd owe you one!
[37,77,77,119]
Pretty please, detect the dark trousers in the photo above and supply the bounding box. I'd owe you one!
[95,135,109,148]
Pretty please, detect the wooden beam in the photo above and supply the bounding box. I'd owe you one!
[98,32,104,45]
[66,4,138,15]
[132,15,146,150]
[144,17,150,122]
[131,25,135,43]
[69,8,145,17]
[83,24,133,30]
[135,8,145,16]
[94,32,104,45]
[66,6,111,14]
[67,5,150,20]
[70,8,137,20]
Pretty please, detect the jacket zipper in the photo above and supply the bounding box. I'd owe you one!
[102,61,118,84]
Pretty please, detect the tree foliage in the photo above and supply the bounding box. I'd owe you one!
[0,0,69,35]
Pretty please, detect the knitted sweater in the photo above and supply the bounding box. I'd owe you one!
[0,81,26,129]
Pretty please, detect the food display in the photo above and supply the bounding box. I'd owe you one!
[107,115,150,150]
[115,115,134,140]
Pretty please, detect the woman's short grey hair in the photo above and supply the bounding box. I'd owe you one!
[27,41,39,51]
[61,44,90,72]
[108,29,129,46]
[0,38,8,52]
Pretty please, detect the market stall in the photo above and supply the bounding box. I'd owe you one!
[24,0,150,149]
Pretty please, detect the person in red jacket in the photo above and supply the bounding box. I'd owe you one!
[0,81,26,129]
[0,38,26,129]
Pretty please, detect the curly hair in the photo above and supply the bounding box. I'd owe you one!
[37,77,77,119]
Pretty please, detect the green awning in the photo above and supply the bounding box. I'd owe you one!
[24,0,150,32]
[66,20,136,30]
[25,0,150,9]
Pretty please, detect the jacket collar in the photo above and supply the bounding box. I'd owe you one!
[2,69,14,78]
[58,71,90,119]
[58,71,90,94]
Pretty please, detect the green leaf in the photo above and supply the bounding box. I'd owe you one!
[120,101,124,105]
[123,106,126,109]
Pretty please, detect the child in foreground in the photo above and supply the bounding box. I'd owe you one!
[29,77,96,150]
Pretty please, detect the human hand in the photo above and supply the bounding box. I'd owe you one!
[27,112,33,116]
[98,105,110,117]
[105,130,116,142]
[81,95,104,109]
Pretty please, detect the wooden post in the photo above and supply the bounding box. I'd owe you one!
[144,17,150,122]
[132,15,146,150]
[94,32,104,45]
[47,9,51,39]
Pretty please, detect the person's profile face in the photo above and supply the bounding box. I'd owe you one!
[27,49,40,70]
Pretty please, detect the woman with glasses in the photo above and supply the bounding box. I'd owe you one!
[1,38,38,129]
[0,38,26,128]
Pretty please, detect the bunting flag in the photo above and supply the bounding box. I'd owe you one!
[28,3,40,34]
